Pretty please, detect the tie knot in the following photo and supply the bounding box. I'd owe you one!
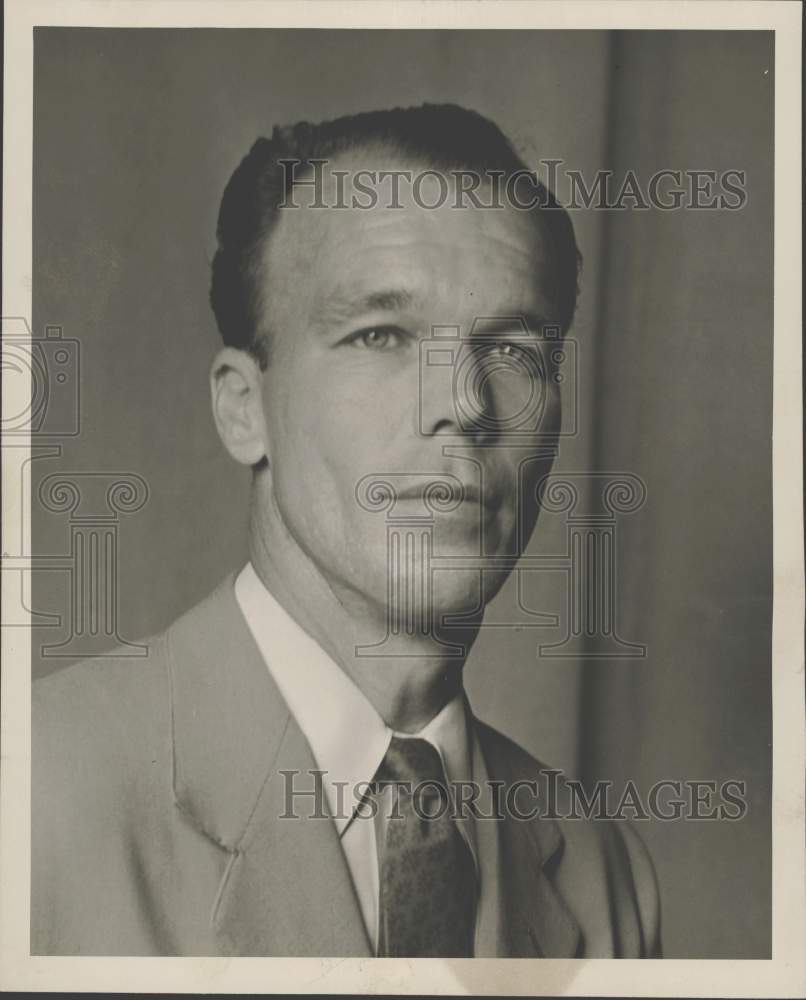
[378,736,447,787]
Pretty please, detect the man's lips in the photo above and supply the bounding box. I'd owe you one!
[355,473,505,516]
[393,482,486,506]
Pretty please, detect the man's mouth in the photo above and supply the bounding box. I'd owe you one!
[355,472,504,517]
[393,481,489,508]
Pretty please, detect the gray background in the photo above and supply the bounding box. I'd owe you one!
[31,29,772,958]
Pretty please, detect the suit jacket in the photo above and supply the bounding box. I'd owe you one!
[32,576,661,957]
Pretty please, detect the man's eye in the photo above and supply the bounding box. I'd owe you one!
[478,340,546,377]
[485,340,534,362]
[350,327,404,351]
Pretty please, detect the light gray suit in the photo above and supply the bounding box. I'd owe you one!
[32,576,661,957]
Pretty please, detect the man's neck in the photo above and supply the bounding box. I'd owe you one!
[247,475,479,733]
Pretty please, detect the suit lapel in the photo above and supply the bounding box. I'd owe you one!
[167,576,371,957]
[212,717,372,956]
[475,720,581,958]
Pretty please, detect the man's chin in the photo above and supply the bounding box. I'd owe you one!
[357,536,515,618]
[432,566,510,617]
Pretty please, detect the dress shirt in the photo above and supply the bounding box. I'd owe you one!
[234,562,495,953]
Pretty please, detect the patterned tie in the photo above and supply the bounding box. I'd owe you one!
[375,736,477,957]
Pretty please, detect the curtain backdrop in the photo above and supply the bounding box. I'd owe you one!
[577,31,773,959]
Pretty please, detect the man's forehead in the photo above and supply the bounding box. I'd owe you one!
[274,147,544,245]
[263,151,555,322]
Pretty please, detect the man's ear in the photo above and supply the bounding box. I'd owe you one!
[210,347,269,466]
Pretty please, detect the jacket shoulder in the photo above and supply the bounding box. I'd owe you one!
[33,632,172,813]
[33,576,237,776]
[33,576,238,748]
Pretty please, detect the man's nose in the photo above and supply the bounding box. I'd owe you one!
[418,344,494,440]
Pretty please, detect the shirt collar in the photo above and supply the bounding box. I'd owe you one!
[234,562,473,836]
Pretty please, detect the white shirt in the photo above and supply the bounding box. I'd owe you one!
[234,562,496,953]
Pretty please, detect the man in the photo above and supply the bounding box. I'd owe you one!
[32,104,661,957]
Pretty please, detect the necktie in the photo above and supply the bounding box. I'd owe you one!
[375,736,477,957]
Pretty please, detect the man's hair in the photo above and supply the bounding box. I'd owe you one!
[210,103,581,368]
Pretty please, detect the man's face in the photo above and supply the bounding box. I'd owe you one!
[257,153,561,628]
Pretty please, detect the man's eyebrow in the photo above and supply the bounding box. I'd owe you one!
[313,287,418,329]
[471,312,552,335]
[311,290,553,336]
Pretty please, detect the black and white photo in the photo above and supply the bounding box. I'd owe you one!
[1,2,803,996]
